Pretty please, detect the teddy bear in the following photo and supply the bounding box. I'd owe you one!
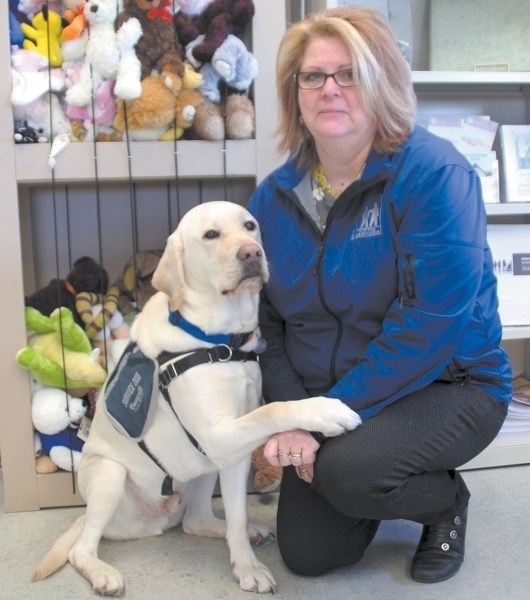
[192,92,254,140]
[174,0,255,67]
[16,306,108,393]
[25,256,109,328]
[113,62,205,140]
[113,71,183,140]
[116,0,185,94]
[65,0,143,110]
[251,446,283,493]
[31,385,88,473]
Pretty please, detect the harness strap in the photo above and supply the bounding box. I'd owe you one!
[137,345,258,496]
[158,345,258,390]
[137,441,175,496]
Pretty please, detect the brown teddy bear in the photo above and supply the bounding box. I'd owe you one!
[174,0,255,67]
[116,0,185,92]
[192,93,254,140]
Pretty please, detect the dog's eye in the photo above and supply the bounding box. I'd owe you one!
[244,221,256,231]
[204,229,220,240]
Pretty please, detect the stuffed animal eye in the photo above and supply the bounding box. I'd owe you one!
[204,229,220,239]
[244,221,256,231]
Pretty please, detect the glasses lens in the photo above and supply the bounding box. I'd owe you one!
[335,69,356,86]
[297,72,325,89]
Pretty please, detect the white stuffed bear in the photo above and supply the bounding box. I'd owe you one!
[31,386,88,472]
[66,0,143,107]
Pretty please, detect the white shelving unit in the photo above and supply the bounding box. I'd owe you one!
[0,1,287,513]
[413,71,530,470]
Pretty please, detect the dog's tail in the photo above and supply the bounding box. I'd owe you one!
[31,515,85,582]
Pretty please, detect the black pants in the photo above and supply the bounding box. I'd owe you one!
[276,382,507,576]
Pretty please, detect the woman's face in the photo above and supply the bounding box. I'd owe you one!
[297,35,376,150]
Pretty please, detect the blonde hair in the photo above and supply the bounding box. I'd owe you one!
[276,6,416,168]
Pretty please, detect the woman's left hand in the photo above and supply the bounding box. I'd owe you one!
[263,429,319,483]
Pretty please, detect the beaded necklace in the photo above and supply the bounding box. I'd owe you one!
[312,162,366,201]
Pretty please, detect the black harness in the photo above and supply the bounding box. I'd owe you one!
[138,344,259,495]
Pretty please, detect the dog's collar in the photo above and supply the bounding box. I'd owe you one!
[168,309,255,349]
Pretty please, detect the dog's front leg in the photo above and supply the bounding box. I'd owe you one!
[219,457,277,594]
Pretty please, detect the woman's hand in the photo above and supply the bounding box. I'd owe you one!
[264,429,320,484]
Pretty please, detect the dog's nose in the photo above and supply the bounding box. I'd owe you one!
[237,243,263,262]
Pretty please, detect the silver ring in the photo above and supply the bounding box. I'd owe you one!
[278,452,289,458]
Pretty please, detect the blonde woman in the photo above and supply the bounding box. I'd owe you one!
[248,6,510,584]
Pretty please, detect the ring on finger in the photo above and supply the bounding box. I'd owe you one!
[278,451,289,458]
[289,453,302,459]
[296,467,308,477]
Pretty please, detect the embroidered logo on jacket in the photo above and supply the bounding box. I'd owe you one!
[352,196,382,239]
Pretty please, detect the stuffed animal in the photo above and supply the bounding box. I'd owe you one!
[251,446,282,493]
[17,0,63,20]
[25,256,109,328]
[10,48,70,141]
[193,92,254,140]
[113,71,182,140]
[65,0,143,109]
[75,285,130,358]
[16,306,108,393]
[194,33,257,103]
[174,0,255,67]
[21,8,64,67]
[112,250,163,315]
[116,0,185,93]
[31,386,88,472]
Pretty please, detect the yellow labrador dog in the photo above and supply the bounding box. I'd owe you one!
[32,201,361,595]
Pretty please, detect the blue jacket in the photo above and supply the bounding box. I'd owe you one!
[248,126,512,420]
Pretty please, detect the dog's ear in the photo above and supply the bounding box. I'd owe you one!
[151,231,186,311]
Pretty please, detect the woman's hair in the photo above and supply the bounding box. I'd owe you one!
[276,6,417,168]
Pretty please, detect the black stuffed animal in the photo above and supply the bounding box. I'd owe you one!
[25,256,109,328]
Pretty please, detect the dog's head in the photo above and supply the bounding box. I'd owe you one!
[152,201,269,311]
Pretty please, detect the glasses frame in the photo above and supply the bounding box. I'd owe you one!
[294,69,357,90]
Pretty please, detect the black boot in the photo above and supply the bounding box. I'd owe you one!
[410,506,468,583]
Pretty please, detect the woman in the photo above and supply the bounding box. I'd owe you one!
[247,6,511,584]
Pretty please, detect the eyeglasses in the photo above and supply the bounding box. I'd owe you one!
[294,69,358,90]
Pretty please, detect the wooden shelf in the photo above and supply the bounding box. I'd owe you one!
[15,140,257,184]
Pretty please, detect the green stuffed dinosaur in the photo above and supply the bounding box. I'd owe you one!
[16,306,107,392]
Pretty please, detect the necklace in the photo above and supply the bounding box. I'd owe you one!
[312,162,366,201]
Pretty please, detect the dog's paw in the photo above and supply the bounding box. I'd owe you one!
[298,397,362,437]
[247,522,275,546]
[91,566,125,596]
[234,560,277,594]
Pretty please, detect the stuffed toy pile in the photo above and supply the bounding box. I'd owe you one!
[10,0,258,145]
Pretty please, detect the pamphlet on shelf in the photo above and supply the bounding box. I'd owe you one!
[486,224,530,326]
[464,151,499,204]
[498,125,530,203]
[418,114,500,204]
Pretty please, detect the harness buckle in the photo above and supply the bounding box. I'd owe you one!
[213,344,233,362]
